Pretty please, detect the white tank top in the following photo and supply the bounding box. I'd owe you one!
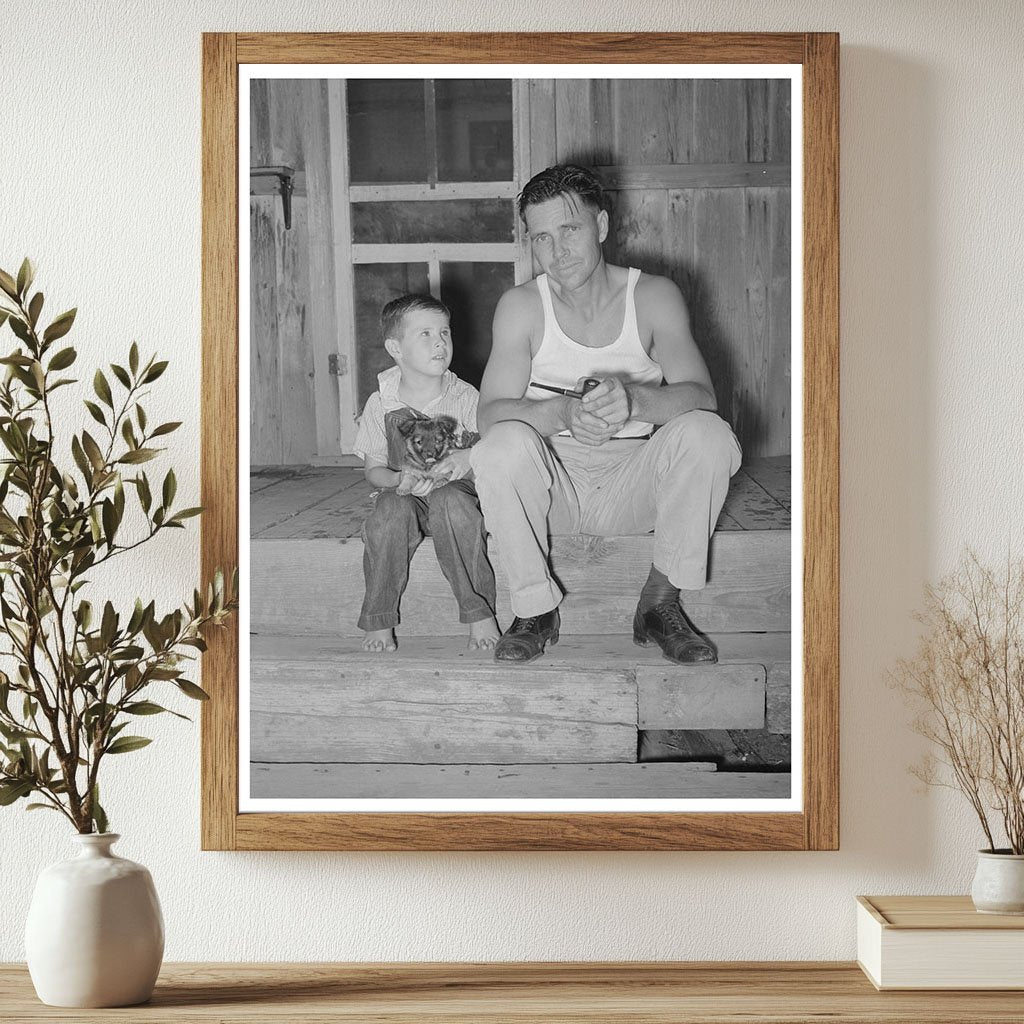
[527,267,663,438]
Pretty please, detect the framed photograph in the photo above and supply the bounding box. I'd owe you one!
[201,32,838,850]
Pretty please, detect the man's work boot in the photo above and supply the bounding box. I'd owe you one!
[632,601,717,664]
[494,607,560,664]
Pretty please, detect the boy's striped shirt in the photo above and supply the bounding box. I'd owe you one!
[352,366,480,464]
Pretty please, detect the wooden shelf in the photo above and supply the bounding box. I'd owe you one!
[3,962,1024,1022]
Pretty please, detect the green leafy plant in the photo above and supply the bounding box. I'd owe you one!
[894,551,1024,853]
[0,259,236,833]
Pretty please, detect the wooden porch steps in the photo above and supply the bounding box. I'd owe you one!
[248,464,793,793]
[250,529,791,637]
[249,632,791,798]
[250,761,791,800]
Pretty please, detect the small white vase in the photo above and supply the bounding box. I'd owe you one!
[971,849,1024,915]
[25,833,164,1007]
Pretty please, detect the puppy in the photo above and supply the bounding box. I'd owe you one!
[384,408,480,496]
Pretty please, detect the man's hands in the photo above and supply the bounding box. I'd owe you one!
[566,377,631,446]
[582,377,631,433]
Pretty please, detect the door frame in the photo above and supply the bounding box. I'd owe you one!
[325,77,536,456]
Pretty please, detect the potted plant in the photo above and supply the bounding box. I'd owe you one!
[894,551,1024,913]
[0,260,236,1005]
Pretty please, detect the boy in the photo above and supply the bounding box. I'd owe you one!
[353,294,500,653]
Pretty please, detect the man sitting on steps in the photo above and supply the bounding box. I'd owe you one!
[471,164,742,665]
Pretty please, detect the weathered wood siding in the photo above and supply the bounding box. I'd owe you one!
[540,79,792,458]
[250,80,338,466]
[251,77,791,463]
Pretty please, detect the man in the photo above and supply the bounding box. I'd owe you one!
[470,164,742,664]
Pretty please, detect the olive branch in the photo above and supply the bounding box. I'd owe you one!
[0,259,236,833]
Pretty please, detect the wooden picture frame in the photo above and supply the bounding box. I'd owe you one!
[201,32,838,851]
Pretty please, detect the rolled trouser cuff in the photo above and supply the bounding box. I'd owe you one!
[656,555,711,592]
[459,602,496,625]
[510,579,563,618]
[358,612,399,631]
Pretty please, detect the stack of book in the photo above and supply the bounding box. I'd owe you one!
[857,895,1024,990]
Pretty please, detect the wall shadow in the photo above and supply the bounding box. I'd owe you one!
[835,46,936,871]
[566,146,769,457]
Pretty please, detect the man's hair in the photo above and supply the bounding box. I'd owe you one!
[517,164,605,222]
[380,293,450,342]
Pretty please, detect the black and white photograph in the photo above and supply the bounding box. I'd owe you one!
[243,67,798,809]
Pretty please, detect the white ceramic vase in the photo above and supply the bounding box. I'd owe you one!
[971,849,1024,915]
[24,833,164,1007]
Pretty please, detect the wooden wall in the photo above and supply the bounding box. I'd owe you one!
[250,77,792,465]
[534,79,792,458]
[249,79,338,467]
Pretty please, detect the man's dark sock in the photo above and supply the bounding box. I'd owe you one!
[638,564,680,613]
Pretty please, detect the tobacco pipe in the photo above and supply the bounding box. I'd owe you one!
[529,377,601,399]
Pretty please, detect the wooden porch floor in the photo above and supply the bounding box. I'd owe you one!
[249,456,793,787]
[250,456,791,540]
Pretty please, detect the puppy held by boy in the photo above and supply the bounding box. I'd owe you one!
[385,408,480,497]
[352,293,500,653]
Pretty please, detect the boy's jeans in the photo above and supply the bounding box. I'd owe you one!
[358,478,496,631]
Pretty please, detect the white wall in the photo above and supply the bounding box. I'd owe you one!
[2,0,1023,961]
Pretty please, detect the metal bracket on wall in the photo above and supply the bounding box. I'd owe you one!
[250,165,295,229]
[328,353,347,377]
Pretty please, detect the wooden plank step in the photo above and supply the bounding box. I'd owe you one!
[251,661,637,765]
[255,634,768,731]
[250,634,781,765]
[250,762,791,800]
[637,664,766,729]
[251,632,791,733]
[766,662,791,735]
[250,529,790,636]
[249,631,791,670]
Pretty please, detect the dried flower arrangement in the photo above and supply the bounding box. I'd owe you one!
[894,551,1024,853]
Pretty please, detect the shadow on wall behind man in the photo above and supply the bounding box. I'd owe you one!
[600,186,762,454]
[440,249,756,454]
[437,149,778,457]
[601,195,754,451]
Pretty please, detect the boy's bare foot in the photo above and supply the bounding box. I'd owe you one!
[362,628,397,652]
[468,616,501,651]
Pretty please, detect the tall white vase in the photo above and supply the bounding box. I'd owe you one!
[25,833,164,1007]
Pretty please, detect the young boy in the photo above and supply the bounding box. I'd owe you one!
[353,294,500,653]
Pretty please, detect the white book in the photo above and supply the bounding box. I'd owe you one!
[857,895,1024,990]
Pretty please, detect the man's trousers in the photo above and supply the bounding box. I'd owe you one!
[469,410,742,618]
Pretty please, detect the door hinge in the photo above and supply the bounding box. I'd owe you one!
[328,353,348,377]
